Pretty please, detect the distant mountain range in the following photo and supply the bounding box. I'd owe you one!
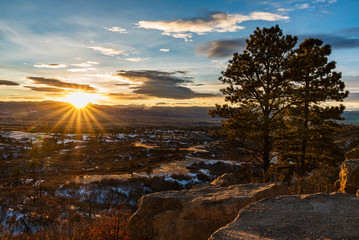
[0,101,358,131]
[341,111,359,124]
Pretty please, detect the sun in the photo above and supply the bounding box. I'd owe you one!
[63,92,99,108]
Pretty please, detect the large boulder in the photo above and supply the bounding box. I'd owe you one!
[339,159,359,194]
[129,183,289,240]
[210,193,359,240]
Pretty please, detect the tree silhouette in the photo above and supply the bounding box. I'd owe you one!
[210,25,297,174]
[211,26,348,177]
[275,38,348,175]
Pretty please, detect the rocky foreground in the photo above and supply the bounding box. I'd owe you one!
[210,193,359,240]
[127,159,359,240]
[129,183,289,240]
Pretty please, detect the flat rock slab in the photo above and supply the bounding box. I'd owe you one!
[129,183,289,240]
[210,193,359,240]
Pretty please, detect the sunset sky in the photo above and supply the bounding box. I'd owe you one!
[1,0,359,108]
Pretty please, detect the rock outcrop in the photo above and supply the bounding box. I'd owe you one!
[339,159,359,194]
[129,183,289,240]
[210,193,359,240]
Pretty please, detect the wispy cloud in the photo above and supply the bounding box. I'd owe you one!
[277,8,294,12]
[34,63,67,68]
[0,96,46,100]
[24,86,65,92]
[314,0,337,3]
[67,68,89,72]
[160,48,170,52]
[211,60,229,69]
[107,92,149,100]
[122,57,149,62]
[71,61,99,67]
[87,46,126,56]
[0,23,89,64]
[104,26,128,33]
[137,11,289,41]
[196,37,246,58]
[162,32,193,42]
[116,70,217,99]
[296,3,310,9]
[27,77,97,91]
[0,79,20,86]
[267,0,337,12]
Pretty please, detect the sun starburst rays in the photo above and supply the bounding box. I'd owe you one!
[30,93,116,135]
[62,92,100,109]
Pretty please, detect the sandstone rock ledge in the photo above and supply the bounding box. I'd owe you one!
[209,193,359,240]
[129,183,289,240]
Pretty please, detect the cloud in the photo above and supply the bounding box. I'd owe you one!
[116,70,217,99]
[346,92,359,102]
[0,23,88,63]
[67,68,88,72]
[314,0,337,3]
[24,86,65,92]
[196,29,359,59]
[87,46,126,56]
[0,79,20,86]
[299,34,359,49]
[162,32,193,42]
[34,63,67,68]
[27,77,97,91]
[342,76,359,91]
[84,73,135,83]
[71,61,99,67]
[339,27,359,37]
[122,57,149,62]
[0,96,46,100]
[155,102,167,105]
[107,92,149,100]
[104,26,128,33]
[196,37,246,58]
[137,12,289,41]
[296,3,310,9]
[277,8,294,12]
[115,83,134,86]
[211,60,229,69]
[160,48,170,52]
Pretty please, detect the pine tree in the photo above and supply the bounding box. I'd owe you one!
[210,25,297,174]
[275,38,348,176]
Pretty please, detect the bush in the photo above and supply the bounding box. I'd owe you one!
[72,206,132,240]
[268,164,339,194]
[289,166,339,194]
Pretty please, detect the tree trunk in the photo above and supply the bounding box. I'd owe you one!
[263,135,270,177]
[300,138,307,177]
[262,113,271,178]
[300,97,310,177]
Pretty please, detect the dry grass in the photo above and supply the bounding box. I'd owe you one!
[0,205,132,240]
